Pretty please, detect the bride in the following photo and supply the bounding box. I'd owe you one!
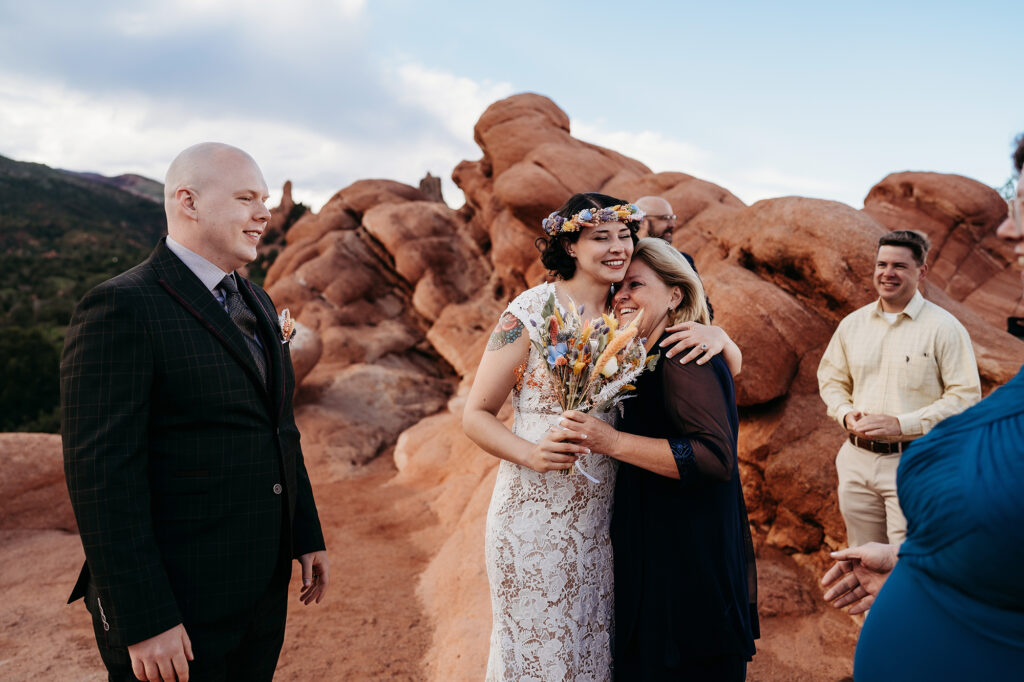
[463,192,736,680]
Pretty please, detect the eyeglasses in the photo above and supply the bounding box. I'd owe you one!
[646,214,677,221]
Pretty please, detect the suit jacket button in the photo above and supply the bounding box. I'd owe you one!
[272,483,283,495]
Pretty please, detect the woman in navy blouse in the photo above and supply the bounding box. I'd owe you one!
[562,238,758,680]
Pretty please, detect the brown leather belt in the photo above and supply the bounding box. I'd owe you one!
[848,434,913,455]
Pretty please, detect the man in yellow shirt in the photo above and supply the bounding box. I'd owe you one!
[817,230,981,546]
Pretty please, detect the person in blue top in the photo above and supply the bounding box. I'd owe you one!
[821,135,1024,679]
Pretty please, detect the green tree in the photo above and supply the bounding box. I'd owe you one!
[0,326,61,432]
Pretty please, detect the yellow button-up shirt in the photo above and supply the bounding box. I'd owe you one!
[817,291,981,439]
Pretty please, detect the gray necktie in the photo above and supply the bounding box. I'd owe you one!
[219,274,268,385]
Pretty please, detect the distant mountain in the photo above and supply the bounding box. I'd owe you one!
[0,153,167,432]
[60,170,164,203]
[0,154,166,251]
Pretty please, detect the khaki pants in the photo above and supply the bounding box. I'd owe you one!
[835,440,907,547]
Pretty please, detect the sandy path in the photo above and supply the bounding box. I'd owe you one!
[0,448,435,681]
[276,453,435,680]
[0,425,858,681]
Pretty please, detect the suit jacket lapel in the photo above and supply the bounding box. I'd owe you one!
[149,240,270,400]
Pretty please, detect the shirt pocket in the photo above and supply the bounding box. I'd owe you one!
[900,349,938,392]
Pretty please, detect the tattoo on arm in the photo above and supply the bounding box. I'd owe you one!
[487,313,525,351]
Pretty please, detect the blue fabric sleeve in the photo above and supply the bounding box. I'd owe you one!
[668,437,698,483]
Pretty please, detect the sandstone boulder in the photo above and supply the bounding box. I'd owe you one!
[333,179,429,216]
[362,201,489,322]
[288,321,322,386]
[297,361,453,477]
[265,179,306,244]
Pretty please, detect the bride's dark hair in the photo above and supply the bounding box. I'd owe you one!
[535,192,640,280]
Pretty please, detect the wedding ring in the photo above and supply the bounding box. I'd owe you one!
[700,343,708,350]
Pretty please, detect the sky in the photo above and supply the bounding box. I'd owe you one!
[0,0,1020,212]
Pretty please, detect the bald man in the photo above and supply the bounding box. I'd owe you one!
[61,143,328,681]
[634,194,715,321]
[635,195,677,241]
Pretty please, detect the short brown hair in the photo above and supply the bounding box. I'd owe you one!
[878,230,930,266]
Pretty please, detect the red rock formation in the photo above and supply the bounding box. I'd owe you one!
[288,321,322,386]
[6,94,1023,680]
[396,95,1024,680]
[263,94,1024,679]
[418,171,445,204]
[454,94,652,289]
[259,180,492,476]
[264,179,302,244]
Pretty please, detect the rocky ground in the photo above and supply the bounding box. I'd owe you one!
[0,433,435,681]
[0,432,858,681]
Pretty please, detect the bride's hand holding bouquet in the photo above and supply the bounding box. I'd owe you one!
[522,425,590,474]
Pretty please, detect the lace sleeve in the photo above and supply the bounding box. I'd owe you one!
[503,283,555,347]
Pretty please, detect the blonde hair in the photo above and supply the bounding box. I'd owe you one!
[631,238,710,326]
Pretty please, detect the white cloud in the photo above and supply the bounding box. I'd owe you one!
[0,59,869,218]
[392,62,515,143]
[568,118,863,207]
[571,120,711,176]
[386,61,516,203]
[570,118,740,197]
[0,60,515,212]
[108,0,366,37]
[0,72,169,179]
[730,167,856,207]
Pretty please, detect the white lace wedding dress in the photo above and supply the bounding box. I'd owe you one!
[484,283,618,682]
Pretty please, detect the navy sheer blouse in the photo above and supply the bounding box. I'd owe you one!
[612,339,758,675]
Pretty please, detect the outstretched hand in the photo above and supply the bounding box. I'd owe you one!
[821,542,899,614]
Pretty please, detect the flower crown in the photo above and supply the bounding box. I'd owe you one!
[541,203,646,237]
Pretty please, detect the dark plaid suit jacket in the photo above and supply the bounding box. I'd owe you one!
[61,238,325,649]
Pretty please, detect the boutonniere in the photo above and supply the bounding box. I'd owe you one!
[278,308,297,345]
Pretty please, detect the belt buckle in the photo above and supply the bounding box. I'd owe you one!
[876,440,900,455]
[851,434,899,454]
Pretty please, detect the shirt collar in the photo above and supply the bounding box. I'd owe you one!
[165,235,233,292]
[873,289,925,320]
